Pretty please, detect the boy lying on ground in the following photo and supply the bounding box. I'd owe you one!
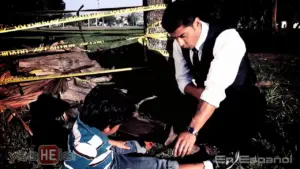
[61,85,238,169]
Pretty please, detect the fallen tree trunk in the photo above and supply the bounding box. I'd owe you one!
[1,49,113,112]
[17,51,103,75]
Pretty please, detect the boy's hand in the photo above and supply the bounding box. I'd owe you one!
[115,141,131,150]
[144,141,155,151]
[109,140,130,150]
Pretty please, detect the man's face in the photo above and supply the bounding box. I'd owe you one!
[169,18,201,49]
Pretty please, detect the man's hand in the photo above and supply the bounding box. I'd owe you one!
[109,140,130,150]
[173,99,216,158]
[174,131,196,157]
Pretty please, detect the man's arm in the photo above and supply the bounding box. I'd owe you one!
[172,41,194,94]
[189,100,216,132]
[189,28,247,132]
[173,41,204,100]
[184,83,204,100]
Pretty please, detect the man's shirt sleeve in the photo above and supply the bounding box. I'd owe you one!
[200,29,246,108]
[173,40,193,94]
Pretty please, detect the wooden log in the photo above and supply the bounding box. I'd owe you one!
[15,51,112,105]
[272,0,278,32]
[17,52,103,75]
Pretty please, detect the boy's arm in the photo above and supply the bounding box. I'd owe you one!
[110,140,148,154]
[109,139,130,150]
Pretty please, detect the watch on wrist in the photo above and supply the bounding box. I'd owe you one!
[187,126,198,136]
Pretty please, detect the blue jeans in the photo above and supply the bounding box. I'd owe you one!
[110,141,179,169]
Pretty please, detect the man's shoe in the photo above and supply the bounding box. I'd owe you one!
[206,150,240,169]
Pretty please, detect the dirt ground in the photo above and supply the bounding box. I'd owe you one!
[0,51,299,169]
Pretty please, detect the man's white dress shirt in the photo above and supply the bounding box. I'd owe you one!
[173,21,247,108]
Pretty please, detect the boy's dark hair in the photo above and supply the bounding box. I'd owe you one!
[162,0,198,33]
[79,85,136,130]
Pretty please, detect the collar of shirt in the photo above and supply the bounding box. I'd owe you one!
[76,115,106,139]
[190,21,209,62]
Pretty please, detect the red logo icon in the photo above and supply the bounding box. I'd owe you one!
[38,145,60,165]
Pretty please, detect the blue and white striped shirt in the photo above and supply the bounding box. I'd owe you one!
[62,116,113,169]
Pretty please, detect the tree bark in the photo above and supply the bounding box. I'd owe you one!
[143,0,173,60]
[272,0,278,32]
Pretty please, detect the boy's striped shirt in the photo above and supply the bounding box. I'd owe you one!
[62,117,113,169]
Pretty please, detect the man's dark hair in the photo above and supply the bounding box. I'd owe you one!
[162,0,198,33]
[79,85,136,130]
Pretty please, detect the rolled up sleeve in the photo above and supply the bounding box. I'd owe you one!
[200,29,246,108]
[173,41,193,94]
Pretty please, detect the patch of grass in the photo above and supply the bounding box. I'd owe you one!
[238,54,300,169]
[56,35,140,52]
[0,53,299,169]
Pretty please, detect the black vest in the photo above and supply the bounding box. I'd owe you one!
[181,24,257,95]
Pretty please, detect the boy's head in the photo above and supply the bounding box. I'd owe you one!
[79,85,136,135]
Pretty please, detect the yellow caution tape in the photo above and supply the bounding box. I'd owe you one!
[0,4,166,34]
[137,36,170,57]
[145,20,170,57]
[0,38,168,84]
[0,67,144,85]
[0,44,75,57]
[138,36,149,47]
[146,21,163,34]
[146,20,169,35]
[137,33,168,46]
[0,33,168,57]
[147,21,162,29]
[145,33,168,41]
[29,70,43,75]
[0,36,142,57]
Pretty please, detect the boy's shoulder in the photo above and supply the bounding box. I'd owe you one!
[63,119,113,169]
[69,118,110,152]
[71,118,109,143]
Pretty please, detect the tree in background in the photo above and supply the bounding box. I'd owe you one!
[0,0,65,25]
[127,13,142,26]
[104,16,117,26]
[193,0,273,31]
[178,0,299,32]
[277,0,300,31]
[116,17,123,25]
